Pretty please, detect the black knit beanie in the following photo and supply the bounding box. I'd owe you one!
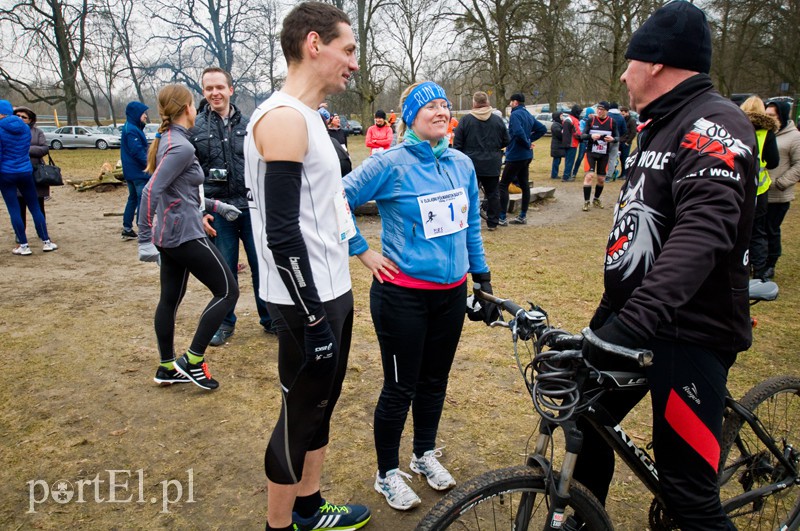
[375,109,387,119]
[625,0,712,74]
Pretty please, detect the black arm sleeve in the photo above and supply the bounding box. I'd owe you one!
[763,130,780,170]
[263,160,325,324]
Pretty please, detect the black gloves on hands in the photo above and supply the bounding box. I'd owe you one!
[582,315,644,369]
[470,272,501,325]
[304,317,338,374]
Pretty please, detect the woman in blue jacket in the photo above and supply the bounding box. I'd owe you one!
[0,99,57,255]
[344,81,497,511]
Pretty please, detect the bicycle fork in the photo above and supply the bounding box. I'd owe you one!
[518,420,585,530]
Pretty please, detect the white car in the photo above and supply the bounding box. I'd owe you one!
[143,123,160,143]
[45,126,121,150]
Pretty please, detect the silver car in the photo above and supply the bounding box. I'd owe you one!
[45,126,121,150]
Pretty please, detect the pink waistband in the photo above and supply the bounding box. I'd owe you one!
[382,270,467,290]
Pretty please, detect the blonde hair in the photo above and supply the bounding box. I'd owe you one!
[396,81,423,143]
[740,95,766,114]
[145,84,194,174]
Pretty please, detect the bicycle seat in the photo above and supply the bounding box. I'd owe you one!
[749,279,779,301]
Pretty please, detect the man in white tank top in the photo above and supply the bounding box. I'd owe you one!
[243,3,370,531]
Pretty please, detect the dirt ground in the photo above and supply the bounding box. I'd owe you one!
[1,167,796,530]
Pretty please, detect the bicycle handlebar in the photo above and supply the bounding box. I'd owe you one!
[582,327,654,367]
[474,283,654,368]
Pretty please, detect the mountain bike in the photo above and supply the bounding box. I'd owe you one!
[416,281,799,530]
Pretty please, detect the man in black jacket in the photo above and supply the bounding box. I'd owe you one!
[453,91,509,230]
[190,67,273,345]
[575,3,757,530]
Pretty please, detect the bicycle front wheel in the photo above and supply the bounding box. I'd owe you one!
[416,465,612,531]
[719,375,800,530]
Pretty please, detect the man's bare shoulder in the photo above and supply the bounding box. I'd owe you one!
[253,106,308,162]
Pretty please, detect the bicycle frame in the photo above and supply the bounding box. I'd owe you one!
[526,373,800,530]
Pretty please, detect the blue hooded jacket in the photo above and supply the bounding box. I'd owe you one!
[505,105,547,162]
[121,101,150,182]
[0,114,33,176]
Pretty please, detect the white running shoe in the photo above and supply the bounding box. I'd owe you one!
[410,448,456,491]
[12,245,32,256]
[42,240,58,252]
[374,469,421,511]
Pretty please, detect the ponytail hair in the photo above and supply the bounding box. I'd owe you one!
[396,81,422,144]
[145,84,194,174]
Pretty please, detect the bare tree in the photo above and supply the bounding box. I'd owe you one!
[100,0,146,102]
[351,0,392,124]
[145,0,265,95]
[0,0,93,124]
[443,0,535,114]
[580,0,657,102]
[376,0,442,87]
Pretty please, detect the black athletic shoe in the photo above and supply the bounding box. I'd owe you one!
[121,229,138,241]
[154,366,190,386]
[174,354,219,390]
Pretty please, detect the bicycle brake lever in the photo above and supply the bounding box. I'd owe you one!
[489,320,511,329]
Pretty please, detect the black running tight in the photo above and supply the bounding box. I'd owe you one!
[155,238,238,361]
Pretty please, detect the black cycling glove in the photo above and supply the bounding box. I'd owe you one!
[304,317,338,374]
[582,315,644,369]
[471,272,501,325]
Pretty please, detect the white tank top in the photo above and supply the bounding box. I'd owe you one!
[245,91,351,305]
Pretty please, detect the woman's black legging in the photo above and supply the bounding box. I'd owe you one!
[155,238,238,361]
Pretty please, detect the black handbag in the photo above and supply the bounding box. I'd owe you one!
[33,154,63,186]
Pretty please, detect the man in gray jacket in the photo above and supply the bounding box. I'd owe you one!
[190,67,273,346]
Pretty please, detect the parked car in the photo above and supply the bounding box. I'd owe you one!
[44,126,121,150]
[143,123,160,143]
[348,119,363,135]
[93,125,122,137]
[535,113,553,135]
[38,125,58,134]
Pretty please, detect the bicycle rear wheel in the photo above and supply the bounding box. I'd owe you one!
[719,375,800,530]
[416,465,612,531]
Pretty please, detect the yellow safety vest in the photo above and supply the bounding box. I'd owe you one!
[755,129,771,196]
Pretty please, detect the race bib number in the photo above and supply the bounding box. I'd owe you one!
[590,129,608,154]
[333,187,357,243]
[417,187,469,239]
[370,147,385,155]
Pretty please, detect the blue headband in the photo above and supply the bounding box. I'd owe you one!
[402,82,449,127]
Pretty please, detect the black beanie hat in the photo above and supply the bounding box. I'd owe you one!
[375,109,387,119]
[625,0,712,74]
[510,93,525,104]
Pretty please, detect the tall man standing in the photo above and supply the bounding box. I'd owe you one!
[575,2,757,529]
[498,93,547,225]
[453,91,509,231]
[244,3,370,530]
[190,67,273,346]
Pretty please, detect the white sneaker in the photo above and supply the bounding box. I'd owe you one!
[410,448,456,491]
[42,240,58,252]
[12,245,32,256]
[374,469,421,511]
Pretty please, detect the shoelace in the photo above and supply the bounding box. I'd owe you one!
[384,470,416,498]
[200,362,213,380]
[319,501,349,514]
[417,448,449,477]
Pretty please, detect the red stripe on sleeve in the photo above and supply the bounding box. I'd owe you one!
[664,389,720,472]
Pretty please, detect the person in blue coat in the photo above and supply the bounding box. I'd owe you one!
[0,99,57,255]
[498,93,547,225]
[120,101,150,240]
[344,80,499,511]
